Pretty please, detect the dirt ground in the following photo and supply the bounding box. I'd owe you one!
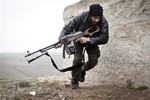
[0,79,150,100]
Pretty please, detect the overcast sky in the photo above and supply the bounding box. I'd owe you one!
[0,0,80,53]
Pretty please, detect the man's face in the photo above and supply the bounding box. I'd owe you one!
[91,16,101,25]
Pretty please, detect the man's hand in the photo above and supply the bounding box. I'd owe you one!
[76,37,90,44]
[55,43,62,48]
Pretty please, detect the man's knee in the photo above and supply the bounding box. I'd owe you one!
[89,55,98,67]
[90,54,99,61]
[83,55,99,71]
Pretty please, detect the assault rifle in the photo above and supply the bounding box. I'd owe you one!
[24,26,99,72]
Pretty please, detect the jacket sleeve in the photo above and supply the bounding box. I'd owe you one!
[58,14,82,40]
[89,17,109,45]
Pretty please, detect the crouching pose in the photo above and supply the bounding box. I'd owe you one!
[56,4,109,89]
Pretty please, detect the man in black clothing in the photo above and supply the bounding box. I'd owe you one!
[56,4,109,89]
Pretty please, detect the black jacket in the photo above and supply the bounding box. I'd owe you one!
[59,11,109,46]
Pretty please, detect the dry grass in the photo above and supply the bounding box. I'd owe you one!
[0,79,150,100]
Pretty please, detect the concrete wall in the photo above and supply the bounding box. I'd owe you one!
[63,0,150,86]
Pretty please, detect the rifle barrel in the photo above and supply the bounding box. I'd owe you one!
[27,52,46,63]
[24,42,58,58]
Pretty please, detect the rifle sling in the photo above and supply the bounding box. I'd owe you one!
[62,45,65,59]
[45,52,84,72]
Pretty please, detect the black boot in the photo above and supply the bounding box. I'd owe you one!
[79,71,86,82]
[71,79,79,89]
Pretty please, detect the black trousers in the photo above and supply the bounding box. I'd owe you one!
[72,42,100,81]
